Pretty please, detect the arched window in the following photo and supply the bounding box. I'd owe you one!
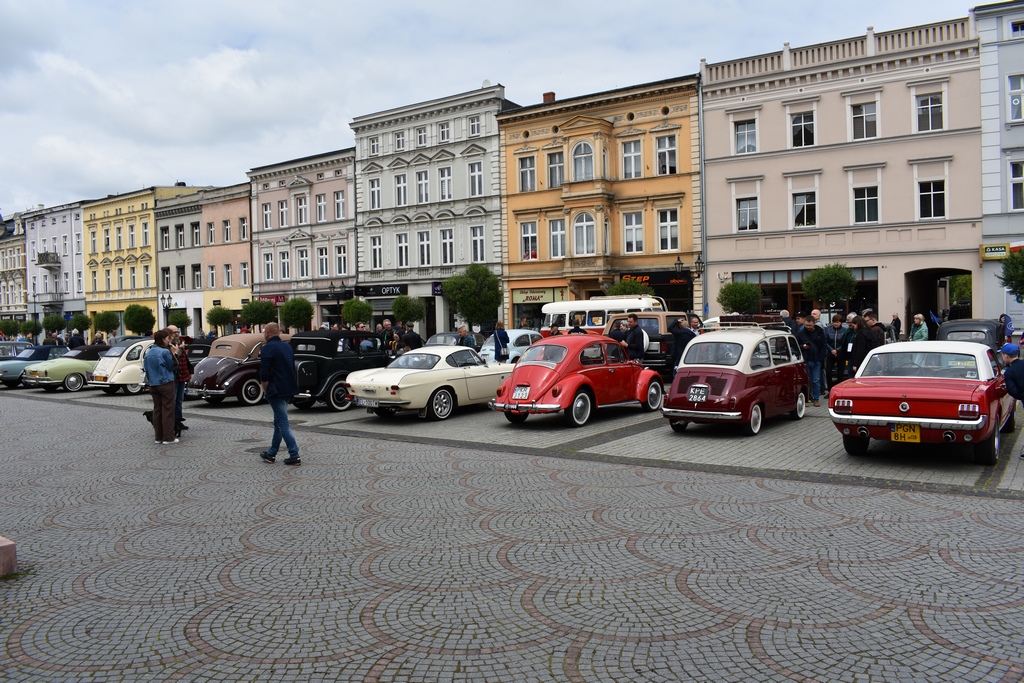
[573,213,596,256]
[572,142,594,181]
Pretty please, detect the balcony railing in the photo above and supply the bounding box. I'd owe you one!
[36,251,61,268]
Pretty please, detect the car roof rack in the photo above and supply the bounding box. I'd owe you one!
[717,314,789,330]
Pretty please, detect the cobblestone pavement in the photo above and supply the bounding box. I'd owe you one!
[2,388,1024,681]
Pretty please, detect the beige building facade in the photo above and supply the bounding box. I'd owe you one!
[701,18,982,324]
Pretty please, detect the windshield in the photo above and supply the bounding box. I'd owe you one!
[861,352,980,379]
[0,346,23,358]
[388,352,441,370]
[520,344,568,364]
[682,341,743,367]
[15,348,39,359]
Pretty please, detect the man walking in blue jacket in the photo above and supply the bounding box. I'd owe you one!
[259,323,301,466]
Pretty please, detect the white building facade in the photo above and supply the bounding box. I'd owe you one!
[21,202,88,331]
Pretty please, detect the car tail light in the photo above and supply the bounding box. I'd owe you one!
[342,382,350,389]
[833,399,853,414]
[660,341,668,353]
[495,386,504,397]
[551,385,561,397]
[958,403,981,419]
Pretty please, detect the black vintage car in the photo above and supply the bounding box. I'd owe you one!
[936,318,1006,353]
[290,330,391,411]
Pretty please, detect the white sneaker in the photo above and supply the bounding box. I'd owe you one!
[155,440,161,444]
[162,439,179,445]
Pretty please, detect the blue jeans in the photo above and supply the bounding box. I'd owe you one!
[806,361,822,402]
[267,396,299,458]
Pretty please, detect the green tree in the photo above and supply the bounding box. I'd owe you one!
[41,314,67,333]
[442,264,502,328]
[343,298,373,325]
[168,310,192,332]
[123,304,156,335]
[391,295,426,324]
[92,311,121,335]
[717,281,762,314]
[68,313,91,336]
[205,306,234,335]
[802,263,857,308]
[0,319,20,337]
[950,274,972,303]
[241,300,279,329]
[20,320,42,339]
[605,279,656,297]
[280,297,314,332]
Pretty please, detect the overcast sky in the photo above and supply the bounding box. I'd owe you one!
[0,0,974,216]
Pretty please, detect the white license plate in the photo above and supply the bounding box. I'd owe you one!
[512,386,530,400]
[356,398,379,408]
[185,388,198,396]
[688,385,710,403]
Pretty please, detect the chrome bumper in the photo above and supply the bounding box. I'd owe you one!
[489,400,562,414]
[828,410,988,431]
[662,407,742,421]
[185,387,227,397]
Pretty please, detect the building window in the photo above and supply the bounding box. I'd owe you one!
[142,223,150,246]
[1012,162,1023,210]
[335,244,347,275]
[61,234,68,256]
[470,226,485,263]
[735,121,756,154]
[119,268,126,290]
[175,225,185,249]
[335,190,346,219]
[240,261,249,286]
[91,271,97,292]
[852,103,877,139]
[418,230,431,266]
[572,142,594,181]
[263,253,274,281]
[416,127,427,146]
[469,115,481,136]
[115,226,123,250]
[223,264,232,288]
[208,222,215,244]
[917,94,943,132]
[223,220,231,243]
[1010,75,1023,121]
[624,212,643,253]
[468,162,483,197]
[240,217,247,240]
[656,136,677,174]
[262,203,272,230]
[370,235,383,270]
[129,225,136,248]
[919,181,945,219]
[192,223,201,246]
[793,192,817,227]
[441,228,454,265]
[127,269,133,291]
[192,264,201,289]
[1012,20,1024,37]
[737,198,759,232]
[103,228,111,251]
[76,271,83,293]
[394,131,405,151]
[573,213,596,256]
[316,194,327,222]
[622,141,642,179]
[369,179,381,210]
[548,152,564,189]
[369,136,379,155]
[296,196,308,224]
[439,121,450,142]
[317,246,329,276]
[160,227,169,250]
[521,222,538,260]
[160,267,169,290]
[395,174,408,206]
[854,186,879,223]
[658,209,678,251]
[297,248,309,279]
[208,265,216,289]
[75,232,82,254]
[519,156,536,192]
[143,264,150,287]
[438,167,453,201]
[416,170,429,204]
[279,251,290,280]
[90,231,97,253]
[278,200,289,227]
[792,112,814,147]
[396,233,409,268]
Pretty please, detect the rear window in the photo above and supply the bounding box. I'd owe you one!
[861,351,979,379]
[102,344,132,358]
[521,344,568,364]
[943,330,986,343]
[682,341,743,367]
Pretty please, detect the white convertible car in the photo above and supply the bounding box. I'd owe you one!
[344,345,513,420]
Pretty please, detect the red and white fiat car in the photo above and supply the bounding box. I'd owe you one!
[828,340,1015,465]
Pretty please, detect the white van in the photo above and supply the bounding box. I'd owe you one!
[541,296,666,335]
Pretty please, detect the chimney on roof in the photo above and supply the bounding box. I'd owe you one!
[175,181,187,187]
[543,92,555,104]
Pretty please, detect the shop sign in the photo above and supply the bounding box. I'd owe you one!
[511,287,568,304]
[355,284,408,297]
[620,270,690,287]
[981,244,1009,260]
[432,281,443,296]
[257,295,287,305]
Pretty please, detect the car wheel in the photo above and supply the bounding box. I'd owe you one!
[203,396,225,405]
[973,429,999,466]
[123,383,145,395]
[42,385,59,393]
[843,434,870,456]
[741,403,763,436]
[790,391,806,420]
[641,381,663,412]
[1000,405,1017,433]
[292,397,317,410]
[504,412,528,424]
[101,386,120,395]
[669,419,688,433]
[373,407,398,418]
[1,380,18,388]
[425,387,456,421]
[239,379,264,406]
[327,379,354,412]
[564,389,593,427]
[63,373,85,392]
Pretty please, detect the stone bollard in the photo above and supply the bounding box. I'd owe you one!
[0,536,16,577]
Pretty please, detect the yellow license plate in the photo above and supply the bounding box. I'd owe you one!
[890,423,920,443]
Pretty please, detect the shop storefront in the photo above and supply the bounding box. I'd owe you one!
[617,270,694,313]
[511,286,569,330]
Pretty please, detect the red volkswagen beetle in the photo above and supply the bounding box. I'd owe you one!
[490,334,664,426]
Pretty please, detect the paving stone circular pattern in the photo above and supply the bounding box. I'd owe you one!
[2,399,1024,681]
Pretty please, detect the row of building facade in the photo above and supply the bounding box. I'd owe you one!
[1,5,1023,338]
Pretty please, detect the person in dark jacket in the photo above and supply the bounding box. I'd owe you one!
[796,317,827,406]
[67,329,86,349]
[823,314,847,391]
[668,315,699,375]
[455,325,477,350]
[143,329,177,445]
[493,321,510,363]
[622,314,646,361]
[1000,343,1024,458]
[846,316,877,378]
[608,321,627,343]
[259,322,301,466]
[402,322,424,349]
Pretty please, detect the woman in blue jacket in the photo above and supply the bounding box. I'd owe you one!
[144,329,178,444]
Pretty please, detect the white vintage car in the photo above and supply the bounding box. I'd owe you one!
[89,337,154,395]
[344,345,513,420]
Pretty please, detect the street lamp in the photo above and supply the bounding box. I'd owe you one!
[674,254,705,279]
[328,283,345,327]
[160,294,171,327]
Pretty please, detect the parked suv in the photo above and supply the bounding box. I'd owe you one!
[603,312,693,376]
[290,330,391,411]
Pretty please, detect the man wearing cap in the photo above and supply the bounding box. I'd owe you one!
[1000,343,1024,458]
